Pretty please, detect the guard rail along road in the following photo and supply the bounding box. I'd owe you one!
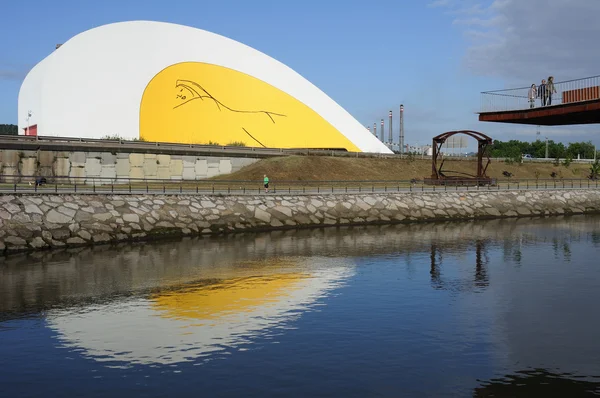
[0,135,596,163]
[2,175,599,195]
[0,134,393,159]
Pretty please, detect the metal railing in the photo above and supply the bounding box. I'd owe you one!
[480,75,600,112]
[0,175,598,195]
[1,135,598,163]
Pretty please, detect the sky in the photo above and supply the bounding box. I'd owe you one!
[1,0,600,148]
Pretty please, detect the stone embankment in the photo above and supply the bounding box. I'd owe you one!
[1,189,599,253]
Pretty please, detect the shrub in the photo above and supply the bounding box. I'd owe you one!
[590,160,600,180]
[101,134,122,140]
[102,135,147,142]
[226,141,247,147]
[504,153,522,165]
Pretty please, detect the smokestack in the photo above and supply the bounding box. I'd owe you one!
[400,104,405,154]
[380,119,384,142]
[388,110,393,147]
[373,123,377,138]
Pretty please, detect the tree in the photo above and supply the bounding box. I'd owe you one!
[488,138,591,159]
[566,141,595,159]
[549,141,566,158]
[0,124,18,135]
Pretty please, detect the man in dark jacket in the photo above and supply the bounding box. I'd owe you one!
[538,79,547,106]
[34,177,47,187]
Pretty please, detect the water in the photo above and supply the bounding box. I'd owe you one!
[1,215,600,397]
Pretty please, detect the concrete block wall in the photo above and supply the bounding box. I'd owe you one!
[0,149,259,183]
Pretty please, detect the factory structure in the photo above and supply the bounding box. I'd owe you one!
[18,21,392,154]
[365,105,435,156]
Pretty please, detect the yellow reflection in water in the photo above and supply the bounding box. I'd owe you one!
[46,258,354,366]
[151,273,309,321]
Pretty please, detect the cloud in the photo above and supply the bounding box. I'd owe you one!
[449,4,486,15]
[445,0,600,83]
[428,0,452,8]
[452,15,504,28]
[423,0,600,146]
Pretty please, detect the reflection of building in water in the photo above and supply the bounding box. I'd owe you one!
[474,368,600,397]
[3,216,598,318]
[46,259,354,366]
[429,240,490,292]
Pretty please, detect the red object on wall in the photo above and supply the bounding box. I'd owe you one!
[23,124,38,136]
[562,86,600,104]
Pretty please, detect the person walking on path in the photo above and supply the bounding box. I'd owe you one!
[528,84,537,108]
[547,76,557,105]
[538,79,548,106]
[263,174,269,193]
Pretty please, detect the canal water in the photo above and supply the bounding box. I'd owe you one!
[1,215,600,397]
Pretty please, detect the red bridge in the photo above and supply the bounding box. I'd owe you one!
[478,76,600,125]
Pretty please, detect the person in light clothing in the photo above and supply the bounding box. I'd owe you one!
[263,174,269,193]
[528,84,537,108]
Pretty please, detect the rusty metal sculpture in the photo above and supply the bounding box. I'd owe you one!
[424,130,494,186]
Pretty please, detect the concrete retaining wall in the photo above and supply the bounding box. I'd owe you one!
[0,149,259,182]
[1,189,600,253]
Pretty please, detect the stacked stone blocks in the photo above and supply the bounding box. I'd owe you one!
[1,189,599,253]
[0,149,258,183]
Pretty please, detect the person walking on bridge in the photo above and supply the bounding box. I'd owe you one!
[547,76,557,105]
[528,84,537,108]
[538,79,548,106]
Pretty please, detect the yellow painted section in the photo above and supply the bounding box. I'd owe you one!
[139,62,360,151]
[150,273,309,321]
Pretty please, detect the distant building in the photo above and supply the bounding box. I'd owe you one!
[19,21,392,153]
[404,144,432,155]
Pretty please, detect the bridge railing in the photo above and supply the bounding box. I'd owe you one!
[480,75,600,113]
[0,175,598,194]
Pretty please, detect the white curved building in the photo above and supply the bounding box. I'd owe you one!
[18,21,391,153]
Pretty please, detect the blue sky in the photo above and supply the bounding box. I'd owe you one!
[1,0,599,148]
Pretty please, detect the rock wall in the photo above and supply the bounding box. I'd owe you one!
[0,149,259,182]
[1,189,600,253]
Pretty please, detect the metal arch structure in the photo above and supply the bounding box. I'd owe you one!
[425,130,494,185]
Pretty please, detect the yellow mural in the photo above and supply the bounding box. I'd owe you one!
[150,273,309,321]
[139,62,360,151]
